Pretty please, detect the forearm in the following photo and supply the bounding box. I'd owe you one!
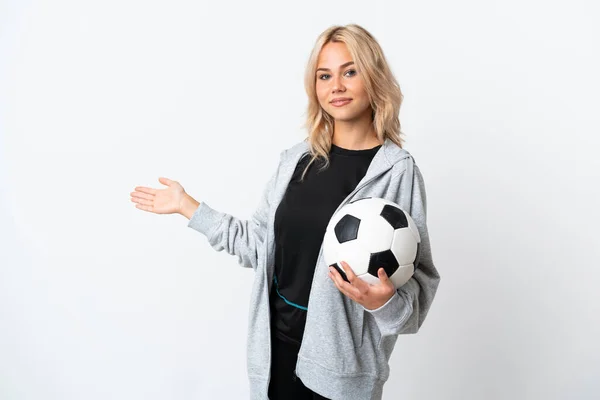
[180,193,201,220]
[186,200,266,270]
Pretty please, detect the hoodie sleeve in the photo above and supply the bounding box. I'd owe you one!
[186,150,285,270]
[363,162,441,336]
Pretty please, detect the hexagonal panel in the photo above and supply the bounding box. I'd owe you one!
[356,215,394,253]
[390,228,418,265]
[335,243,371,276]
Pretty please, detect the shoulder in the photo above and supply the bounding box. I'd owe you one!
[266,139,311,180]
[286,139,310,155]
[278,139,310,161]
[381,139,417,176]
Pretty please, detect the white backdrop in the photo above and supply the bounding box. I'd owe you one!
[1,0,599,399]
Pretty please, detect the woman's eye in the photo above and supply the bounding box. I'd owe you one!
[318,70,356,80]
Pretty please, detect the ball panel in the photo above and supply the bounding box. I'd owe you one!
[337,243,371,276]
[345,197,386,220]
[390,228,418,265]
[380,204,409,229]
[334,214,361,243]
[389,264,414,288]
[368,249,399,278]
[357,272,381,286]
[357,216,394,253]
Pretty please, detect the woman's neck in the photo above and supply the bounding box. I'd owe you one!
[331,106,382,150]
[332,121,381,150]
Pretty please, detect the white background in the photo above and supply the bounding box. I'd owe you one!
[1,0,599,399]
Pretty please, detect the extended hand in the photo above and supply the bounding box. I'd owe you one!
[328,261,396,310]
[130,177,187,215]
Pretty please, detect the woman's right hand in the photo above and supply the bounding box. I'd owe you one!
[130,177,189,215]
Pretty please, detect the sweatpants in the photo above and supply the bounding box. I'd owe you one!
[268,334,331,400]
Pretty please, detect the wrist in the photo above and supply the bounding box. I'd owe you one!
[180,193,200,220]
[365,291,397,312]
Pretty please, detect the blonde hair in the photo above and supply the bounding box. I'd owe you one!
[300,24,405,181]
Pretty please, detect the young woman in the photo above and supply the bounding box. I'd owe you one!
[131,24,440,400]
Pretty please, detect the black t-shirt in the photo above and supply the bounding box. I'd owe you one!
[269,142,382,346]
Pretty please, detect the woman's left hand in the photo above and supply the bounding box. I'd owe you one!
[328,261,396,310]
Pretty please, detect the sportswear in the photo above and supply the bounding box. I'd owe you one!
[187,137,441,400]
[270,143,381,346]
[268,332,330,400]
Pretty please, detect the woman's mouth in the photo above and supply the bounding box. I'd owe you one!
[330,99,352,107]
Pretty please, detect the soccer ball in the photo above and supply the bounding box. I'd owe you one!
[323,197,421,289]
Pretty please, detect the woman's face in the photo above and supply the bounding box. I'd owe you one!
[315,42,372,123]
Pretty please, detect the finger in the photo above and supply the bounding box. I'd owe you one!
[328,266,344,285]
[331,263,350,283]
[131,196,153,207]
[328,268,343,289]
[159,177,176,186]
[340,261,359,284]
[378,268,389,283]
[377,268,396,296]
[341,261,369,293]
[378,268,396,291]
[328,269,356,300]
[134,186,157,195]
[130,191,154,201]
[329,267,361,298]
[135,203,153,212]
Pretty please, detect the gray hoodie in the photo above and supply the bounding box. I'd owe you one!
[187,137,441,400]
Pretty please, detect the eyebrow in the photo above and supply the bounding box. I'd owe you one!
[316,61,355,73]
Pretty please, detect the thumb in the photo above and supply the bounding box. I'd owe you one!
[378,268,389,282]
[158,177,175,186]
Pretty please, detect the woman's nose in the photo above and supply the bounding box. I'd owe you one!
[331,74,345,92]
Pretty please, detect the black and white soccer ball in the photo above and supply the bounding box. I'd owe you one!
[323,197,421,289]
